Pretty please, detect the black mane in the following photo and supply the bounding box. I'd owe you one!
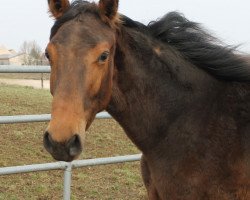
[52,1,250,82]
[122,12,250,82]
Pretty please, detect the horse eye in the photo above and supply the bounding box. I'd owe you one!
[98,51,109,63]
[45,51,50,60]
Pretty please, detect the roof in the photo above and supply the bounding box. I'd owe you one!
[0,53,25,60]
[0,45,11,55]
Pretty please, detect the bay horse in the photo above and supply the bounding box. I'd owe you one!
[44,0,250,199]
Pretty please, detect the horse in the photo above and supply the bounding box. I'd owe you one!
[44,0,250,199]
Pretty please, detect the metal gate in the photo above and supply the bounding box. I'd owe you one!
[0,65,141,200]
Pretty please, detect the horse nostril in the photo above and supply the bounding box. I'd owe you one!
[43,131,54,153]
[66,134,82,157]
[43,132,82,160]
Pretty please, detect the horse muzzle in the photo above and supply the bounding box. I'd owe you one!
[43,131,83,162]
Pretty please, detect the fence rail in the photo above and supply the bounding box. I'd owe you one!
[0,65,50,73]
[0,65,141,200]
[0,112,111,124]
[0,154,142,176]
[0,154,141,200]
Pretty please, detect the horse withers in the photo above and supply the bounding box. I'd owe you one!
[44,0,250,199]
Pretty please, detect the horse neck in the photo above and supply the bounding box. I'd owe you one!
[106,26,222,152]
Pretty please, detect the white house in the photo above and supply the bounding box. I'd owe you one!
[0,45,25,65]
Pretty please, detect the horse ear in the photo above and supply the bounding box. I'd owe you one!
[98,0,119,23]
[48,0,70,19]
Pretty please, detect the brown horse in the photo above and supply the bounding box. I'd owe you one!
[44,0,250,199]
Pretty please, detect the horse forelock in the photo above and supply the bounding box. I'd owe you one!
[50,0,121,40]
[50,1,98,39]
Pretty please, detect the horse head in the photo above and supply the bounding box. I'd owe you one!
[44,0,119,161]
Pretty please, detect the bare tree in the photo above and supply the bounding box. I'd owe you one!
[19,41,48,65]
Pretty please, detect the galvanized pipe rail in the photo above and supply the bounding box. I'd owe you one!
[0,112,111,124]
[0,65,141,200]
[0,154,142,175]
[0,154,142,200]
[0,65,51,73]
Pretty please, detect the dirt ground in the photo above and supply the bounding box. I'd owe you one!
[0,78,49,89]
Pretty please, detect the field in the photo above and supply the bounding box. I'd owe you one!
[0,73,50,80]
[0,84,145,199]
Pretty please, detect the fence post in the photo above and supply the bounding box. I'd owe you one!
[63,163,72,200]
[41,73,44,89]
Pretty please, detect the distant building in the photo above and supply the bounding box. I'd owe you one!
[0,45,25,65]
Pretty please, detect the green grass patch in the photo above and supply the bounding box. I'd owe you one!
[0,85,145,199]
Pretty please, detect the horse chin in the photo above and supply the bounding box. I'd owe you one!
[51,153,80,162]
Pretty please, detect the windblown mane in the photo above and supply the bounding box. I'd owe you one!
[122,12,250,82]
[147,12,250,82]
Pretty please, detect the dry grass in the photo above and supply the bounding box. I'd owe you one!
[0,73,50,80]
[0,84,146,200]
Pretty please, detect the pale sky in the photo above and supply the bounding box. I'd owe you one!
[0,0,249,53]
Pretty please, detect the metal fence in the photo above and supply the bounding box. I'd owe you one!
[0,65,141,200]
